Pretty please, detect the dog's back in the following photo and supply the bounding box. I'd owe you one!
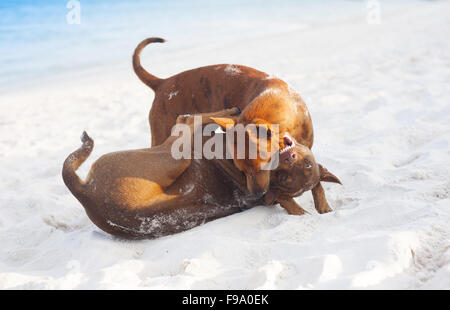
[148,64,273,145]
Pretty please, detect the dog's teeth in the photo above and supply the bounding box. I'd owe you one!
[279,145,291,154]
[279,143,294,154]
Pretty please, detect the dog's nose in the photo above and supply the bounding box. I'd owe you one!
[284,152,297,165]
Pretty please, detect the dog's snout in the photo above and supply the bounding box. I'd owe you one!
[284,152,297,165]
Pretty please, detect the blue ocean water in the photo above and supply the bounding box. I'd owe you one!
[0,0,416,91]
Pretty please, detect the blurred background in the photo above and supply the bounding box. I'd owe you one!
[0,0,425,93]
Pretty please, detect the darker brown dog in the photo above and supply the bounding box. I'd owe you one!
[62,109,340,239]
[133,37,340,213]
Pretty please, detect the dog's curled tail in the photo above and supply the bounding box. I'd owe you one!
[62,131,94,201]
[133,37,166,90]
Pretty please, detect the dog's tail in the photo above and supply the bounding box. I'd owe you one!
[133,37,166,90]
[62,131,94,202]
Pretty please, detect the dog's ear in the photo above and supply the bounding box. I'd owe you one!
[319,164,342,184]
[264,190,276,205]
[210,117,236,130]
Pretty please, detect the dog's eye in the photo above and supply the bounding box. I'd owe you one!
[277,171,288,183]
[304,160,312,169]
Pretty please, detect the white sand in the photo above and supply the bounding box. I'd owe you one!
[0,0,449,289]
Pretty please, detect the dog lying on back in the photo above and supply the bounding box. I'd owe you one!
[62,109,340,239]
[133,37,341,214]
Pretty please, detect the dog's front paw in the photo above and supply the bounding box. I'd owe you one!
[227,107,241,116]
[176,114,193,124]
[289,207,306,216]
[316,202,332,214]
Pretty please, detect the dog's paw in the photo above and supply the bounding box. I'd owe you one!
[227,107,241,116]
[176,114,192,124]
[317,204,333,214]
[290,208,307,216]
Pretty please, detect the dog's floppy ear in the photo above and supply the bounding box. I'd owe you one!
[264,190,276,205]
[210,117,236,129]
[319,164,342,184]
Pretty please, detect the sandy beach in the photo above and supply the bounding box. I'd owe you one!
[0,0,449,289]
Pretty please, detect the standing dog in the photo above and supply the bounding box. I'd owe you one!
[133,38,340,213]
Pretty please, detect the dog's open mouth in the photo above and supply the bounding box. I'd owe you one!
[280,134,294,154]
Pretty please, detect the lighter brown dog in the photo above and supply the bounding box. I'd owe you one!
[62,109,340,239]
[133,37,340,213]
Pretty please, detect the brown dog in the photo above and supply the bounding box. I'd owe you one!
[62,109,340,239]
[133,37,340,213]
